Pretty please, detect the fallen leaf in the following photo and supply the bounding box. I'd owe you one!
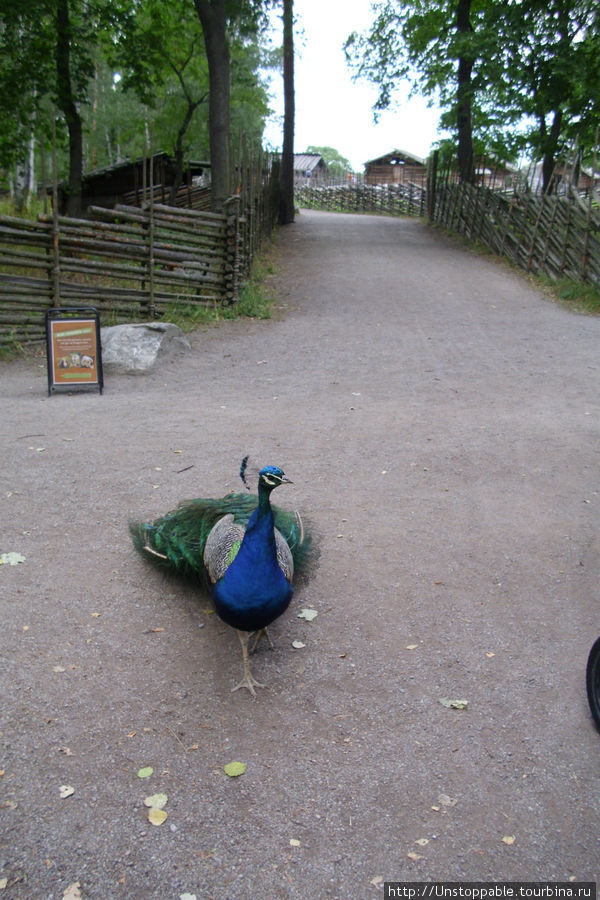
[289,838,301,847]
[148,807,168,826]
[143,793,168,810]
[59,785,74,799]
[502,835,516,845]
[91,612,101,618]
[187,743,199,751]
[291,640,306,649]
[486,652,495,658]
[180,894,197,900]
[370,876,383,886]
[59,747,73,756]
[0,552,26,566]
[437,793,458,807]
[62,883,82,900]
[224,761,246,778]
[297,608,318,622]
[137,766,154,779]
[439,698,469,710]
[406,644,419,651]
[53,666,66,673]
[0,877,8,890]
[415,838,429,846]
[407,851,423,861]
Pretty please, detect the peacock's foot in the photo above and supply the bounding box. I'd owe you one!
[233,629,265,697]
[230,672,265,696]
[250,627,275,654]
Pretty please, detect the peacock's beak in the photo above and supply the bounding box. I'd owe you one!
[281,475,294,485]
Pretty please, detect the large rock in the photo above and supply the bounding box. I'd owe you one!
[101,322,191,375]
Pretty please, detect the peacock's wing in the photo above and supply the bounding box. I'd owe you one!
[275,529,294,582]
[203,514,246,584]
[130,491,317,583]
[129,492,258,581]
[270,505,316,580]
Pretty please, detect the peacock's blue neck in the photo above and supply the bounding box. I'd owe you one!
[211,479,293,632]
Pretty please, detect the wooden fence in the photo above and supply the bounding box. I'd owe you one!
[0,152,279,346]
[295,169,600,291]
[430,180,600,289]
[295,181,427,217]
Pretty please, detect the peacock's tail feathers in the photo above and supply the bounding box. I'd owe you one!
[129,492,318,584]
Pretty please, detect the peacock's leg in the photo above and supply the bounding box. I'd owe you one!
[249,627,275,654]
[231,629,265,696]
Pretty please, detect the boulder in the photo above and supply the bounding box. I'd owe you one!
[101,322,191,375]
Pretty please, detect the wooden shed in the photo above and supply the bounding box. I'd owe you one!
[71,152,210,211]
[293,153,328,186]
[364,149,427,186]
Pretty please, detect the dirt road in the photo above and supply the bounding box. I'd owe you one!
[1,210,599,898]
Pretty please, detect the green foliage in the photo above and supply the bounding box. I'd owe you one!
[306,145,353,178]
[345,0,600,174]
[0,0,274,199]
[540,277,600,315]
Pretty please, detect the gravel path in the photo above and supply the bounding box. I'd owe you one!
[1,209,599,898]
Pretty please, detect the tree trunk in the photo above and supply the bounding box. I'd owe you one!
[56,0,83,217]
[194,0,231,213]
[456,0,474,184]
[541,109,563,194]
[168,98,204,205]
[279,0,295,225]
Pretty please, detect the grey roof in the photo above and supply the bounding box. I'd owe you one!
[294,153,326,171]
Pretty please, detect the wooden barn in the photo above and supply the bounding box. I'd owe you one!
[364,149,427,186]
[69,152,210,211]
[293,153,328,186]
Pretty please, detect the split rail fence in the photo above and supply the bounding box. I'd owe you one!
[430,179,600,289]
[0,153,279,347]
[295,169,599,292]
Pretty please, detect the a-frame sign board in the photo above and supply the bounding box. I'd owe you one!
[46,307,104,395]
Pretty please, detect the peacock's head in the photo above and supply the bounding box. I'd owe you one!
[259,465,293,490]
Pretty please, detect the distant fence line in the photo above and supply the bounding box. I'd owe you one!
[0,151,279,346]
[295,182,427,218]
[295,173,600,291]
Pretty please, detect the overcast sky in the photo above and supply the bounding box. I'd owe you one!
[262,0,445,170]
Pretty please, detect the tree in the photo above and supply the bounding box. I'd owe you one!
[345,0,482,182]
[483,0,600,191]
[0,0,132,214]
[306,146,352,180]
[111,0,210,203]
[345,0,600,189]
[192,0,271,212]
[279,0,294,224]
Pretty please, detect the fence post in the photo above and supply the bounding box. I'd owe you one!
[224,194,241,303]
[51,116,61,308]
[427,150,439,222]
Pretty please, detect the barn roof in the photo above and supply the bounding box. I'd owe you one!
[294,153,326,171]
[365,149,426,167]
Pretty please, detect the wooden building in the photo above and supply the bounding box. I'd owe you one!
[293,153,328,186]
[364,149,427,186]
[68,152,210,212]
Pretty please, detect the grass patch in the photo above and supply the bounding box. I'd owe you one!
[163,245,277,331]
[537,277,600,315]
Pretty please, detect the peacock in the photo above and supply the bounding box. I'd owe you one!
[129,458,314,695]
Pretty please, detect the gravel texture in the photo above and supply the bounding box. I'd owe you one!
[1,209,599,899]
